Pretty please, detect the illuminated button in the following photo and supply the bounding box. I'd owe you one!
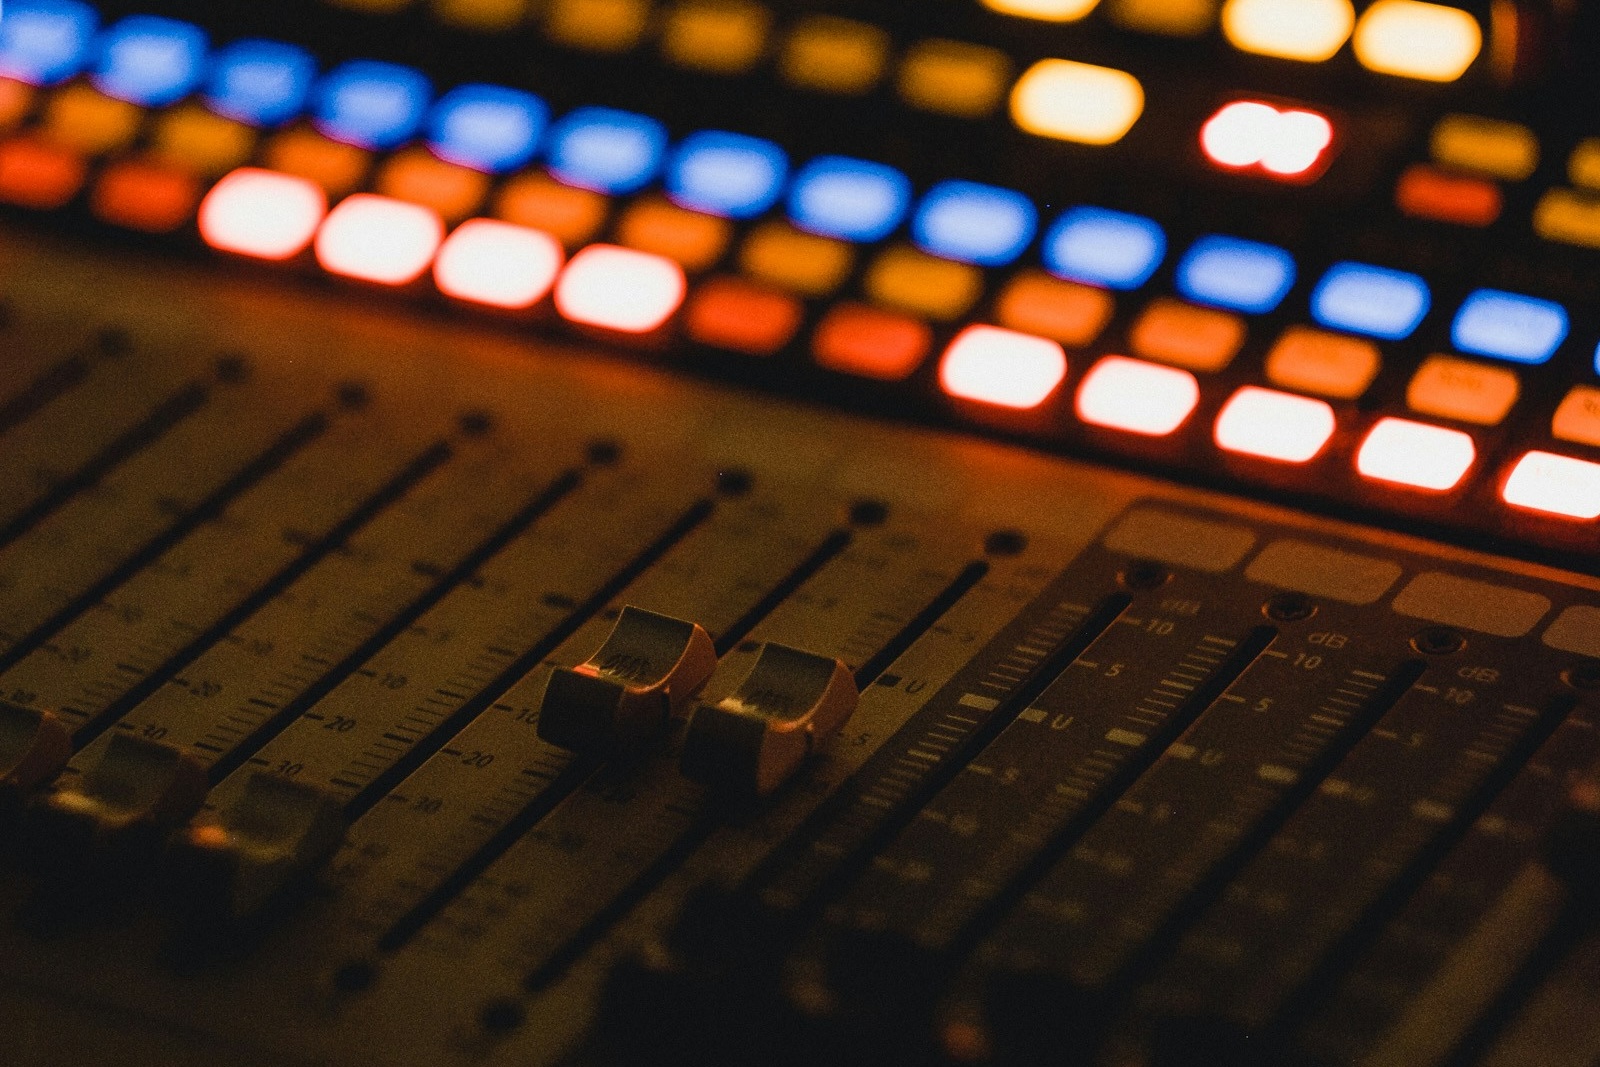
[1503,452,1600,520]
[316,194,445,285]
[661,0,770,75]
[740,220,853,296]
[204,39,315,127]
[1395,164,1501,227]
[1042,206,1165,290]
[1221,0,1353,61]
[546,0,650,52]
[426,84,546,173]
[940,325,1067,409]
[1200,100,1333,178]
[1176,235,1296,313]
[995,271,1114,346]
[813,303,931,381]
[1310,262,1430,340]
[433,0,532,30]
[1011,59,1144,145]
[314,61,431,150]
[1265,326,1380,399]
[152,105,255,176]
[913,180,1037,267]
[1553,386,1600,448]
[1353,0,1481,82]
[375,147,490,222]
[434,218,563,309]
[554,244,687,333]
[787,156,911,243]
[0,82,35,133]
[1430,114,1538,181]
[92,16,207,107]
[1075,356,1200,435]
[1406,355,1519,426]
[865,245,983,321]
[616,197,732,272]
[982,0,1100,20]
[1451,290,1567,365]
[42,84,142,155]
[91,158,199,233]
[263,128,370,199]
[546,107,667,195]
[1357,417,1475,490]
[0,0,98,85]
[1215,386,1336,462]
[1130,298,1245,372]
[495,173,607,247]
[1533,188,1600,251]
[0,136,87,209]
[1569,139,1600,192]
[779,15,889,95]
[666,130,787,220]
[686,276,803,356]
[1107,0,1217,36]
[897,39,1011,119]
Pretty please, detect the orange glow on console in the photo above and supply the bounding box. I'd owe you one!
[199,168,328,261]
[939,325,1067,409]
[1075,356,1199,436]
[434,219,564,309]
[1214,386,1336,462]
[1502,451,1600,520]
[315,193,445,284]
[1356,417,1475,491]
[1202,101,1333,178]
[554,244,687,333]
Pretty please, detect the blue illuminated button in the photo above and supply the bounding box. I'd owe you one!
[1451,289,1569,365]
[205,40,316,127]
[666,131,787,219]
[546,107,668,195]
[314,60,432,150]
[0,0,98,85]
[1310,262,1431,340]
[787,156,912,243]
[1041,206,1165,290]
[427,84,547,173]
[914,181,1038,267]
[1177,235,1296,313]
[92,16,208,107]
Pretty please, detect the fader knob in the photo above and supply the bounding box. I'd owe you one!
[0,702,70,796]
[680,643,856,797]
[538,605,717,754]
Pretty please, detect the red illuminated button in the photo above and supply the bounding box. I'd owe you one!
[814,303,931,381]
[199,168,327,261]
[940,325,1066,409]
[0,136,86,209]
[1075,356,1199,436]
[1394,163,1501,226]
[1502,451,1600,520]
[687,277,804,356]
[92,159,200,233]
[1356,416,1475,490]
[555,244,687,333]
[1214,386,1336,462]
[316,194,445,285]
[1201,100,1334,179]
[433,219,563,309]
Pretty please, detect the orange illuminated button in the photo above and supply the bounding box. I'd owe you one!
[0,80,36,132]
[1214,386,1336,462]
[1356,417,1475,490]
[91,159,200,233]
[740,220,853,297]
[994,271,1114,347]
[42,84,142,155]
[264,128,371,199]
[316,194,446,285]
[1129,298,1246,372]
[940,325,1067,408]
[866,245,983,321]
[617,197,732,272]
[813,303,931,381]
[685,276,803,356]
[1264,326,1381,399]
[495,172,609,248]
[376,148,491,223]
[433,219,564,309]
[0,137,87,210]
[1533,188,1600,251]
[153,106,256,177]
[1075,355,1199,435]
[1405,355,1519,426]
[1502,451,1600,520]
[1395,164,1501,227]
[200,168,328,261]
[1552,385,1600,448]
[555,244,687,333]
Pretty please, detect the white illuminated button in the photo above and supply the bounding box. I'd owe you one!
[1353,0,1481,82]
[1075,356,1199,436]
[199,168,327,261]
[982,0,1100,20]
[1503,452,1600,520]
[1356,417,1475,491]
[939,325,1067,410]
[1214,386,1336,462]
[1010,60,1145,146]
[315,194,445,285]
[554,244,687,333]
[1201,101,1333,177]
[434,219,564,309]
[1222,0,1354,62]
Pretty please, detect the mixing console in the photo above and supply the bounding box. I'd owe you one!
[0,1,1598,1065]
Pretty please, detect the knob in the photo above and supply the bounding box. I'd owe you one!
[0,702,70,796]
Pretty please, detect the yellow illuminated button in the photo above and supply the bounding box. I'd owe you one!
[865,245,984,321]
[1129,298,1245,372]
[1011,59,1144,145]
[42,84,142,156]
[264,128,371,199]
[1552,386,1600,448]
[1107,0,1217,36]
[545,0,650,52]
[153,105,255,177]
[433,0,531,30]
[1569,139,1600,192]
[1214,386,1337,463]
[661,0,770,74]
[1264,326,1381,400]
[1353,0,1481,82]
[995,271,1113,347]
[1406,355,1520,426]
[897,39,1012,118]
[1534,188,1600,250]
[981,0,1100,21]
[495,173,609,247]
[617,197,733,272]
[376,147,490,223]
[740,220,854,297]
[779,15,890,95]
[1503,452,1600,520]
[1357,417,1475,490]
[1222,0,1353,61]
[1429,114,1538,181]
